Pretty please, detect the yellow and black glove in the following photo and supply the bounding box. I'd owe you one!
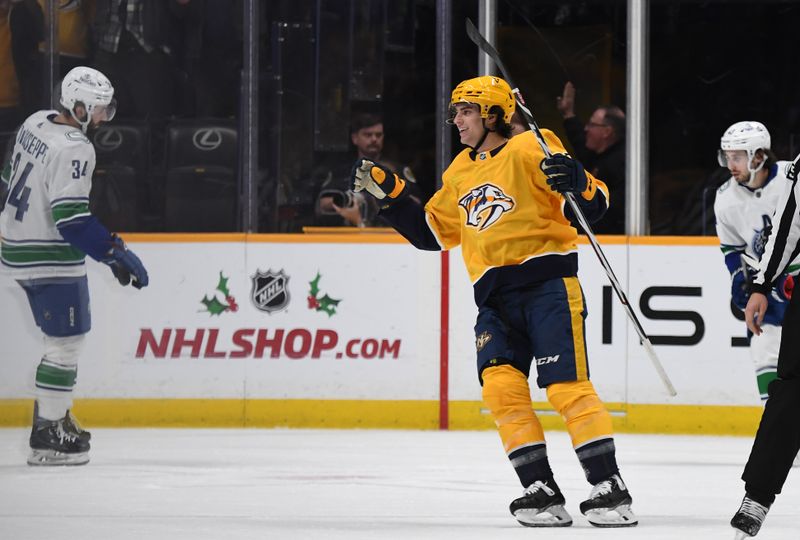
[351,159,407,207]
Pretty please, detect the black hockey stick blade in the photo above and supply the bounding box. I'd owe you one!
[466,18,515,88]
[466,18,551,158]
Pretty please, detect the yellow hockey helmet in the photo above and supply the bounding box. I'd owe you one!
[449,76,515,123]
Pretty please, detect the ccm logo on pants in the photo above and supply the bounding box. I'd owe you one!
[535,355,560,366]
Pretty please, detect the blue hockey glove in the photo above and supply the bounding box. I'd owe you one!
[351,158,407,206]
[731,265,752,310]
[541,153,588,194]
[102,234,149,289]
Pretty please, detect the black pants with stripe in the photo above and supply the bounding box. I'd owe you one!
[742,288,800,503]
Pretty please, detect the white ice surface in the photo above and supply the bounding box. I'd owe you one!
[0,429,797,540]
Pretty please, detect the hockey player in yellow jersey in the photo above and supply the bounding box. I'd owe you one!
[351,75,637,528]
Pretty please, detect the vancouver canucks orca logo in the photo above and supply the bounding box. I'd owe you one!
[459,183,515,231]
[752,214,773,259]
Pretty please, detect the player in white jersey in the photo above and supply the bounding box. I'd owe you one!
[0,66,148,466]
[714,121,798,402]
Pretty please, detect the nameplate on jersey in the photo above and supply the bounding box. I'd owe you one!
[16,126,50,164]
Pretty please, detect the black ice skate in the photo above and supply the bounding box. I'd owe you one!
[509,480,573,527]
[28,414,90,466]
[33,401,91,443]
[64,410,91,442]
[579,474,638,527]
[731,495,769,539]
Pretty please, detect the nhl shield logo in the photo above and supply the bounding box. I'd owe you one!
[250,269,290,313]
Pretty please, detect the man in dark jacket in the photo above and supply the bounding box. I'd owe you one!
[557,81,625,234]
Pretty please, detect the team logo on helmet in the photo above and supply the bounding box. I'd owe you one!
[250,269,290,313]
[459,183,515,231]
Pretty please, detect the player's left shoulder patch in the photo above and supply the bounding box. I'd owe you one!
[65,130,90,144]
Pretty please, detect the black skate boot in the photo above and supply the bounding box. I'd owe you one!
[509,480,572,527]
[28,414,91,466]
[731,495,769,538]
[33,401,91,443]
[579,474,638,527]
[64,410,91,443]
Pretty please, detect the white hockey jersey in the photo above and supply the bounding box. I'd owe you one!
[0,110,96,279]
[714,161,800,274]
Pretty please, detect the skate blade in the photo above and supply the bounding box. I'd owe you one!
[733,530,753,540]
[514,504,573,527]
[584,503,638,527]
[27,448,89,467]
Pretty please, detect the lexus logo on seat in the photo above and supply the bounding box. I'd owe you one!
[93,128,123,151]
[193,129,223,151]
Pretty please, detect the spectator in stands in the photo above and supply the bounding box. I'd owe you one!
[8,0,44,118]
[0,0,22,131]
[91,0,192,121]
[37,0,94,77]
[315,113,418,228]
[6,0,93,123]
[557,81,626,234]
[174,0,242,118]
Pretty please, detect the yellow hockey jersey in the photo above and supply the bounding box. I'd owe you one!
[424,130,608,304]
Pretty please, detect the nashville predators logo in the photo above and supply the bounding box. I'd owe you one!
[459,183,515,231]
[475,331,492,352]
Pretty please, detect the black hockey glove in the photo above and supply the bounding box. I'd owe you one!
[102,234,149,289]
[541,153,588,194]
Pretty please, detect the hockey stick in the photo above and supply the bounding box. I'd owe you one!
[466,18,677,396]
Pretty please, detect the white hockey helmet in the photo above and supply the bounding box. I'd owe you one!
[60,66,116,133]
[717,121,770,185]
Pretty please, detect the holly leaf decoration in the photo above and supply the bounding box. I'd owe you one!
[317,294,341,317]
[309,272,321,298]
[201,294,228,316]
[216,272,230,297]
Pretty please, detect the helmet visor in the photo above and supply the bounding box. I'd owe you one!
[445,104,457,125]
[93,99,117,123]
[446,102,479,125]
[718,149,749,168]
